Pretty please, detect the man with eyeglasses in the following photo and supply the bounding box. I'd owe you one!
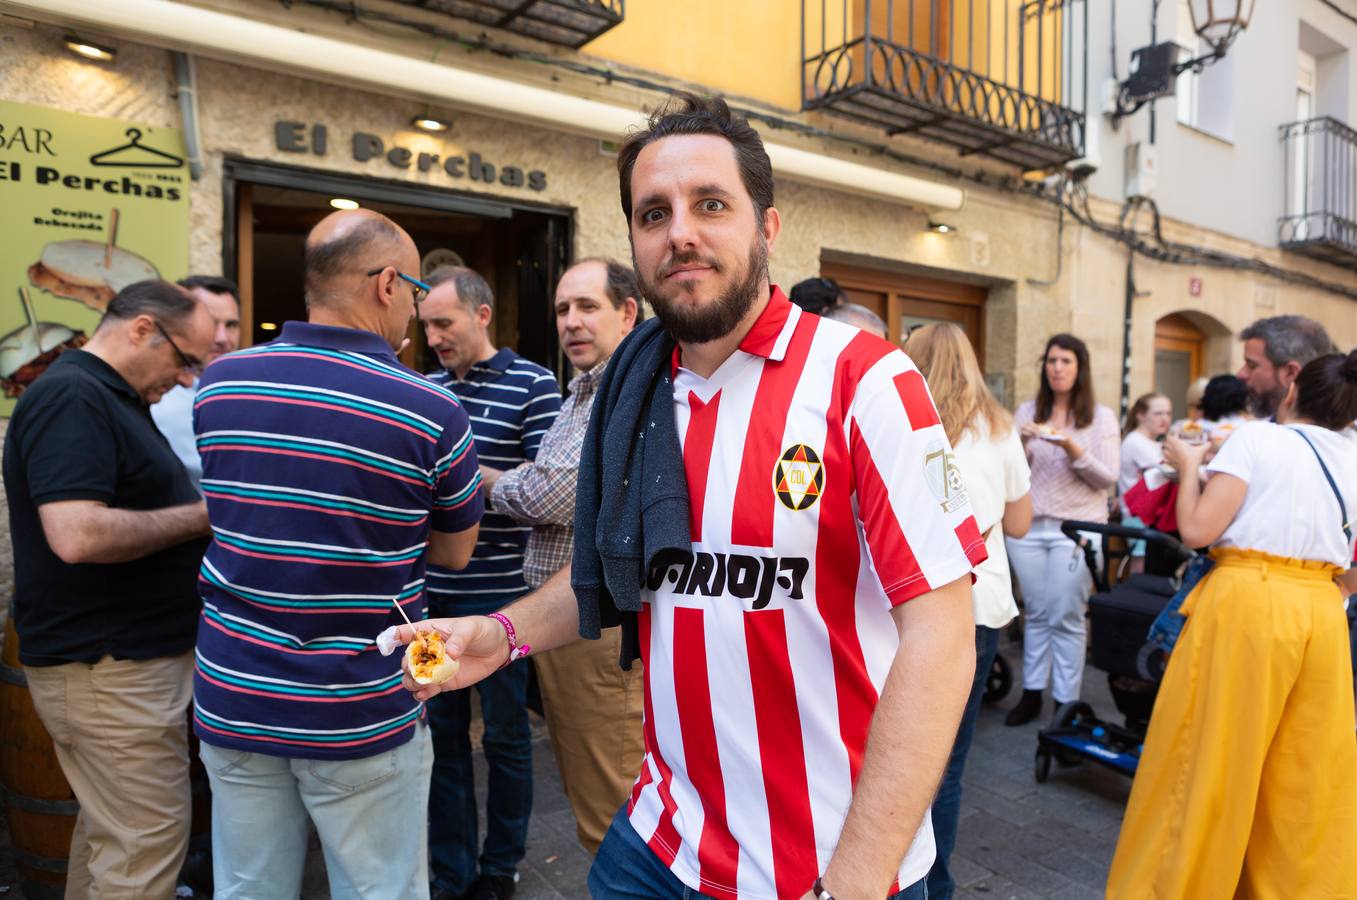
[151,275,242,494]
[3,278,217,898]
[190,208,483,900]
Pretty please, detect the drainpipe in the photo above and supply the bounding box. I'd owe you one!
[172,51,204,180]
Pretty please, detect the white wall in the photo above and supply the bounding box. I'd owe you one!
[1082,0,1357,248]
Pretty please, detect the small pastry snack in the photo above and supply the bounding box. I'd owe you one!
[1178,420,1205,442]
[406,629,459,685]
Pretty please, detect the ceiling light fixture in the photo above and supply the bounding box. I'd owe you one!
[64,35,115,62]
[927,220,956,234]
[411,115,451,133]
[329,198,360,210]
[259,322,279,331]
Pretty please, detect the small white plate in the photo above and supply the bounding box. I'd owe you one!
[1038,433,1065,442]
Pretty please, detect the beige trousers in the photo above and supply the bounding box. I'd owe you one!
[25,652,194,900]
[533,629,645,854]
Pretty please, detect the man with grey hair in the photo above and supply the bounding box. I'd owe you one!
[1238,314,1337,417]
[4,279,216,898]
[192,210,483,900]
[419,266,561,900]
[824,302,888,339]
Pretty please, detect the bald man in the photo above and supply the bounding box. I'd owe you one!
[191,210,483,900]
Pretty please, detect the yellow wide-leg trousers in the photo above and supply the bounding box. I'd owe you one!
[1108,548,1357,900]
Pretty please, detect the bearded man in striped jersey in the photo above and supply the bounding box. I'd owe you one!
[392,95,986,900]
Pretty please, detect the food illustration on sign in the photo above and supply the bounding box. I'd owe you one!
[27,209,158,311]
[0,287,87,397]
[407,629,459,685]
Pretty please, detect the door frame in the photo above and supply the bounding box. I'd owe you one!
[221,157,574,351]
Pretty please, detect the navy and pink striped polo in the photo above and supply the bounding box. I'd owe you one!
[191,322,483,760]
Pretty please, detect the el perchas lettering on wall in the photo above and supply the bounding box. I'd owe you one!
[275,121,547,191]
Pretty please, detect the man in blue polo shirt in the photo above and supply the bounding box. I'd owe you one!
[419,266,561,900]
[192,209,483,900]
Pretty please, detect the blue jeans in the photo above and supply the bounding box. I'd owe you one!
[926,625,1000,900]
[200,723,433,900]
[589,806,928,899]
[427,659,532,894]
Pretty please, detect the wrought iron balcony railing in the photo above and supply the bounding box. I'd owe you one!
[1279,116,1357,266]
[802,0,1087,171]
[393,0,624,48]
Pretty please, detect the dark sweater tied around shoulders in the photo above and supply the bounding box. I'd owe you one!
[571,318,692,668]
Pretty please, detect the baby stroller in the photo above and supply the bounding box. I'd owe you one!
[1034,520,1195,783]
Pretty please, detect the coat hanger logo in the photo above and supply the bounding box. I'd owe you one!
[89,128,184,169]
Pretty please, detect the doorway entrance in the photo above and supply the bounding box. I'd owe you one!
[820,260,986,361]
[224,159,572,379]
[1153,313,1205,418]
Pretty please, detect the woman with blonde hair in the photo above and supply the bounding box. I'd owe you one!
[904,323,1032,900]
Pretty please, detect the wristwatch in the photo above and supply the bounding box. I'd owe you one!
[811,877,834,900]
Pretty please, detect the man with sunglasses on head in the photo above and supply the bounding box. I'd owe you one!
[190,209,483,900]
[4,278,217,898]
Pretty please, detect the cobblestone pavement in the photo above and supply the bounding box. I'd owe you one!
[1,630,1130,899]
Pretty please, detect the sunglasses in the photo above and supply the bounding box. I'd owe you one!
[366,267,432,303]
[153,319,204,375]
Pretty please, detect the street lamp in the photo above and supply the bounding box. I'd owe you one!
[1112,0,1254,122]
[1187,0,1255,58]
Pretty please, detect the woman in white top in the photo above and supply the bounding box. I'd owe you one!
[1108,350,1357,899]
[904,324,1032,900]
[1119,392,1172,509]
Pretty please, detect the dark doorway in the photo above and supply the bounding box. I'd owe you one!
[223,159,572,380]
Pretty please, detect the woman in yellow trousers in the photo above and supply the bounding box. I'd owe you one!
[1108,351,1357,900]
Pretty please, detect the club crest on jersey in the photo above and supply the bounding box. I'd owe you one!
[924,439,969,513]
[773,443,824,511]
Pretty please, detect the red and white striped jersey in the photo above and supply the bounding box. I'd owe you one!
[628,287,988,899]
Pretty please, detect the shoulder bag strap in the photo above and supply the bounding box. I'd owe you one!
[1288,427,1353,543]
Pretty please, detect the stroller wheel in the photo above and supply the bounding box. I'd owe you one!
[1034,747,1052,783]
[984,653,1013,704]
[1052,700,1096,731]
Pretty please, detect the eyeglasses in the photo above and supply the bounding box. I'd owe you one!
[366,267,432,303]
[153,320,204,375]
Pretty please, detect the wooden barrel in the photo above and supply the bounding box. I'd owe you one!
[0,616,78,900]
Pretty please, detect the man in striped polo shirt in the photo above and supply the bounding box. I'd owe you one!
[393,96,985,900]
[419,266,561,900]
[193,209,483,900]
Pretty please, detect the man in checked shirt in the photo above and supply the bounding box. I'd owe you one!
[478,258,643,854]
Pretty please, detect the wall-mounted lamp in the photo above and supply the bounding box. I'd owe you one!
[927,220,957,234]
[1112,0,1254,122]
[411,115,451,133]
[64,35,115,63]
[329,198,359,210]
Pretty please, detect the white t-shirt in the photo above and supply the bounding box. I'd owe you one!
[1204,421,1357,567]
[1119,430,1162,513]
[954,418,1032,627]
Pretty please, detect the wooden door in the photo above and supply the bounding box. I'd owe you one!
[1153,313,1205,419]
[820,261,986,364]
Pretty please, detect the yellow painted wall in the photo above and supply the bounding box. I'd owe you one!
[589,0,1070,119]
[584,0,803,109]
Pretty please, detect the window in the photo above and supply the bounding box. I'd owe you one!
[1175,0,1235,141]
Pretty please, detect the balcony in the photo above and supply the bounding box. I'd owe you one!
[392,0,624,48]
[1279,116,1357,266]
[802,0,1087,171]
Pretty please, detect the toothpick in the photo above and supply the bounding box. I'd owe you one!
[105,208,119,268]
[18,287,38,331]
[391,596,415,628]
